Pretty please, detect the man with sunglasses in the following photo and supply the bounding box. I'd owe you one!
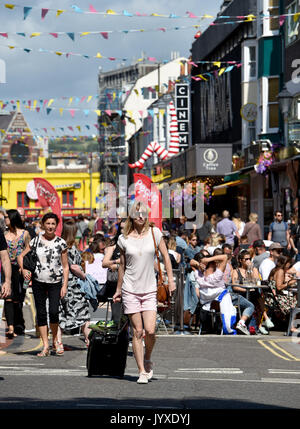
[268,211,289,249]
[259,242,283,281]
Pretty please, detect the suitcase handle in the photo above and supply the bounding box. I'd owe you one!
[106,298,125,332]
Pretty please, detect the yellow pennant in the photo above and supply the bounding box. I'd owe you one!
[96,52,102,58]
[219,67,226,76]
[0,101,3,109]
[76,126,81,131]
[68,97,73,105]
[30,33,41,38]
[245,14,256,22]
[8,46,15,49]
[197,74,208,81]
[55,51,63,56]
[134,89,139,96]
[59,108,63,116]
[213,61,221,68]
[33,100,37,110]
[16,100,20,111]
[159,109,165,116]
[87,96,93,102]
[113,92,116,101]
[5,4,15,10]
[294,13,300,22]
[80,32,90,37]
[203,14,213,18]
[106,9,116,14]
[56,9,65,17]
[94,109,101,116]
[48,99,54,107]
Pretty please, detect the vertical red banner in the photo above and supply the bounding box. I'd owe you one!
[134,173,162,230]
[33,178,62,236]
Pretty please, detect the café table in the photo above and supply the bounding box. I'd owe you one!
[226,283,270,301]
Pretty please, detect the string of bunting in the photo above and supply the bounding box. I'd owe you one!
[2,4,300,23]
[0,61,242,116]
[0,25,205,40]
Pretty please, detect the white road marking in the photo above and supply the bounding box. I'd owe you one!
[175,368,243,374]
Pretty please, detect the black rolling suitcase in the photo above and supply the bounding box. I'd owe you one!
[86,298,129,378]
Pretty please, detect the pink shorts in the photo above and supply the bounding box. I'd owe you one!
[122,289,157,315]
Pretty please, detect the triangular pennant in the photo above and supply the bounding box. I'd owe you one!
[0,33,8,38]
[41,8,49,20]
[56,10,65,17]
[100,32,109,39]
[24,7,32,20]
[50,33,58,38]
[72,5,83,13]
[89,5,98,13]
[67,33,75,41]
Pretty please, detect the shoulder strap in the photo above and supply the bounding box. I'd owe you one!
[151,227,163,284]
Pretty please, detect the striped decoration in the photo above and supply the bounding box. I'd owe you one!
[128,100,179,170]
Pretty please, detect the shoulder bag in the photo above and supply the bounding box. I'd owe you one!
[151,227,170,305]
[23,236,39,274]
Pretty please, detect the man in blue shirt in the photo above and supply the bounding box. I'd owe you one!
[267,211,289,248]
[216,210,240,246]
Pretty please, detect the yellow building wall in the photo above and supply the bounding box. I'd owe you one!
[1,167,101,216]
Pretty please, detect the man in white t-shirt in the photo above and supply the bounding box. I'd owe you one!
[259,242,283,280]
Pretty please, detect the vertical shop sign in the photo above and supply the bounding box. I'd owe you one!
[175,83,190,148]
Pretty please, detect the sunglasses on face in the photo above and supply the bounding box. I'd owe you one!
[243,258,251,261]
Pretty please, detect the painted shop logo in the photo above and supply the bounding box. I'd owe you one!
[203,148,219,170]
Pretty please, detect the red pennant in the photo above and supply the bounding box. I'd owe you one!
[41,8,49,19]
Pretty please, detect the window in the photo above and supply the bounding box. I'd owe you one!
[248,121,257,145]
[286,1,299,45]
[17,192,30,208]
[268,77,279,129]
[249,46,257,78]
[268,0,279,31]
[62,191,74,207]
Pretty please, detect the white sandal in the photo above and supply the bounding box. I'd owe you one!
[137,372,149,384]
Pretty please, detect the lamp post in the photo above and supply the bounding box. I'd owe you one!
[277,84,293,146]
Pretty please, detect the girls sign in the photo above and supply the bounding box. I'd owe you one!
[33,178,62,236]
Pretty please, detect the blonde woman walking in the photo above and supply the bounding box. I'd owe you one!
[113,201,175,384]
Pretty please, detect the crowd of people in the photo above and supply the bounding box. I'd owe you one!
[0,206,299,365]
[181,210,299,335]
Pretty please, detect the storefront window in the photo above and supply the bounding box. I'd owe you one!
[17,192,30,208]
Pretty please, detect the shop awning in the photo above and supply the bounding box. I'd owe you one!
[213,179,244,196]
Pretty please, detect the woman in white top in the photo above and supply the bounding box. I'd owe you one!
[113,200,176,384]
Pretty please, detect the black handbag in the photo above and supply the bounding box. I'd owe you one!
[106,269,118,283]
[23,236,39,274]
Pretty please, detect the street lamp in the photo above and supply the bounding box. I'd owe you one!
[277,84,293,145]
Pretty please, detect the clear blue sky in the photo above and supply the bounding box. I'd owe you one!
[0,0,223,135]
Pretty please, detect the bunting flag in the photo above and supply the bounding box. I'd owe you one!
[2,4,300,23]
[128,100,179,170]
